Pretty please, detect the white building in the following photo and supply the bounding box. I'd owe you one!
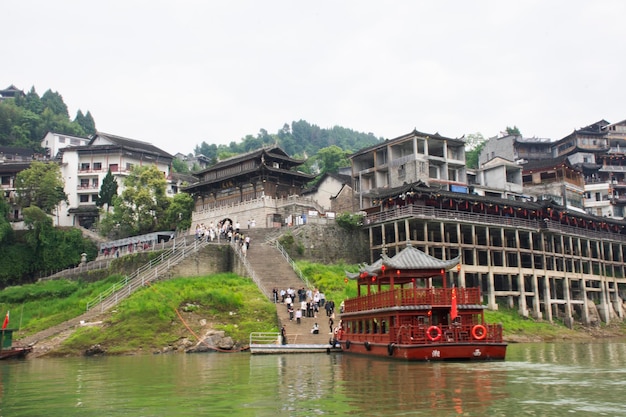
[47,132,173,228]
[41,131,91,159]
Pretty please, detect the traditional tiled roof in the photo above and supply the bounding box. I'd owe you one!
[347,244,459,280]
[196,146,304,175]
[89,132,173,159]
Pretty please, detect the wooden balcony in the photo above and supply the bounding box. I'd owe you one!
[344,287,481,313]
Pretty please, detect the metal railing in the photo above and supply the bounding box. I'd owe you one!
[249,331,281,345]
[85,238,209,312]
[230,241,272,300]
[273,240,311,289]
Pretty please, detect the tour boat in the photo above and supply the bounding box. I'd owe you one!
[0,329,32,360]
[336,243,507,361]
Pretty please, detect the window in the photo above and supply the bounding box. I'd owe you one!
[58,136,66,143]
[94,162,102,170]
[1,176,9,186]
[126,163,134,171]
[80,179,90,188]
[91,194,99,202]
[109,164,119,172]
[92,178,99,188]
[80,163,90,171]
[79,195,89,203]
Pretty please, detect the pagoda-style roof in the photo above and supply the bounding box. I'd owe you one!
[347,243,460,284]
[195,146,305,175]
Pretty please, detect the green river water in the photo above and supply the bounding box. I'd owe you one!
[1,340,626,416]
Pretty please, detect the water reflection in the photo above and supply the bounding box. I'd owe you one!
[2,341,626,416]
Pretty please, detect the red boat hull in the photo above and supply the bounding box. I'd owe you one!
[0,347,32,360]
[339,340,506,361]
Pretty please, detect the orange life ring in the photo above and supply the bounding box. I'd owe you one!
[472,324,487,340]
[426,325,442,342]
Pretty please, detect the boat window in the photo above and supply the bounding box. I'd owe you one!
[381,320,387,334]
[372,319,378,334]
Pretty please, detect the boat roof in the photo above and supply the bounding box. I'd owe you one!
[347,243,460,282]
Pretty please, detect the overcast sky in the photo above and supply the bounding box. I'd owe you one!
[5,1,626,155]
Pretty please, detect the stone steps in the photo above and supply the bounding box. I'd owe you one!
[244,228,333,345]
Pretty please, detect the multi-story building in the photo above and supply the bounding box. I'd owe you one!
[479,133,553,166]
[186,146,319,229]
[466,156,524,200]
[41,131,91,159]
[350,129,466,210]
[52,132,173,228]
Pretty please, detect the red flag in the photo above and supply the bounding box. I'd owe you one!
[450,288,458,321]
[2,311,9,329]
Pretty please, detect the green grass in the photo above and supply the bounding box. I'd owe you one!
[56,273,278,355]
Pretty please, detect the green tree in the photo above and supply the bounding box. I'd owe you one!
[96,170,118,212]
[314,145,350,175]
[163,192,194,231]
[15,161,68,213]
[171,157,190,173]
[102,165,169,237]
[464,133,487,169]
[506,126,521,136]
[0,198,13,244]
[75,110,96,135]
[41,89,69,118]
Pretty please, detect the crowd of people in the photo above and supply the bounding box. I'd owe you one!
[195,219,252,256]
[273,286,339,340]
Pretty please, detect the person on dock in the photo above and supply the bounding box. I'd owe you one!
[311,323,319,334]
[281,325,287,344]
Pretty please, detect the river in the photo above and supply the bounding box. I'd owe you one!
[2,340,626,416]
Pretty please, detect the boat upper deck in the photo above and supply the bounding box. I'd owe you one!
[343,287,481,314]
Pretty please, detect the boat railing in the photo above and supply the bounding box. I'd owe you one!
[344,323,504,344]
[344,287,481,313]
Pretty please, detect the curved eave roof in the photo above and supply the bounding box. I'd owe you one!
[346,244,460,279]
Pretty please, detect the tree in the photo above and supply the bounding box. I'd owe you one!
[506,126,521,136]
[464,133,487,169]
[0,198,13,244]
[41,89,69,118]
[15,161,67,214]
[163,192,194,231]
[75,110,96,135]
[102,165,169,237]
[171,158,190,173]
[96,170,118,212]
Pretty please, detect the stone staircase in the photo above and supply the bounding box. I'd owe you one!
[244,228,333,345]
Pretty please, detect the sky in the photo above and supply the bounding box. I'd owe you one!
[4,1,626,156]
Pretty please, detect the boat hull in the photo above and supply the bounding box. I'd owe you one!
[0,346,32,360]
[339,340,506,361]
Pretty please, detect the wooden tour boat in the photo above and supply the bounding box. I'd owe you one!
[336,243,507,361]
[0,329,32,360]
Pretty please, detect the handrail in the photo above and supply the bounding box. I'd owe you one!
[273,240,311,289]
[230,241,272,300]
[249,331,281,345]
[85,238,210,312]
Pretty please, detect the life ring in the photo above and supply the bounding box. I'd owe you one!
[345,340,351,350]
[364,341,371,351]
[426,326,442,342]
[387,343,395,356]
[472,324,487,340]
